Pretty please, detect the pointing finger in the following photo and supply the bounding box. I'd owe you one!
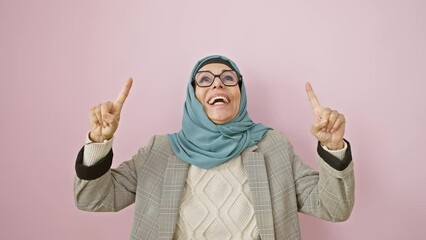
[115,78,133,105]
[305,82,321,109]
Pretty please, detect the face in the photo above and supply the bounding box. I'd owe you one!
[194,63,241,125]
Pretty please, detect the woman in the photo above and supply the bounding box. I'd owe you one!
[74,55,354,240]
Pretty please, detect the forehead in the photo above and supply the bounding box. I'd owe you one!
[198,63,232,73]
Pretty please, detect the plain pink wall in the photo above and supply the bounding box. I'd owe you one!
[1,0,425,239]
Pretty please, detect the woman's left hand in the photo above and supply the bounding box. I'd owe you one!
[305,82,345,150]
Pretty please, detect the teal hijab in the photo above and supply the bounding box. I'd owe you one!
[167,55,270,169]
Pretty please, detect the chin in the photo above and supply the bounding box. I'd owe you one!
[205,107,238,124]
[209,114,236,125]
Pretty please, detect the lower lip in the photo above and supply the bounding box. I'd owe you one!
[209,102,228,107]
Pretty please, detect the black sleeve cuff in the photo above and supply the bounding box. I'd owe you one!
[317,139,352,171]
[75,146,113,180]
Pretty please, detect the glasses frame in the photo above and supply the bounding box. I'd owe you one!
[193,70,242,88]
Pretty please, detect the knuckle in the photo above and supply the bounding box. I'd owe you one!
[331,111,339,118]
[323,108,331,115]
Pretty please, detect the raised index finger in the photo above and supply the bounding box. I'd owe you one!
[305,82,321,109]
[115,78,133,105]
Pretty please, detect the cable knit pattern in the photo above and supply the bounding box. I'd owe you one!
[173,156,260,240]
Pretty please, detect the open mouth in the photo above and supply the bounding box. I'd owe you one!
[208,95,230,105]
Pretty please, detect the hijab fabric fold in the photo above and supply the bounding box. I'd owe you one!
[168,55,270,169]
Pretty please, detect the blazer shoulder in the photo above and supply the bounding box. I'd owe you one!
[259,129,292,147]
[148,134,174,154]
[133,134,174,160]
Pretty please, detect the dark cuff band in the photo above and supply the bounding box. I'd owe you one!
[75,146,113,180]
[317,139,352,171]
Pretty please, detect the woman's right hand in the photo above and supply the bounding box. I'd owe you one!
[89,78,133,143]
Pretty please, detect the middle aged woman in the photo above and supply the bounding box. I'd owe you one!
[74,55,355,240]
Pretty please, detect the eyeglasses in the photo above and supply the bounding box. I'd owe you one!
[193,70,242,87]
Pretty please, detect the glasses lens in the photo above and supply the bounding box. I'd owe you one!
[220,71,238,86]
[195,72,214,87]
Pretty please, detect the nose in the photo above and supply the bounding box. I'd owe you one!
[211,76,224,88]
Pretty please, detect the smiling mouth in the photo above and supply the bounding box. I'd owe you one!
[208,96,230,105]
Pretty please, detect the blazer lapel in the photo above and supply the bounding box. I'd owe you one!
[242,145,276,240]
[158,155,189,240]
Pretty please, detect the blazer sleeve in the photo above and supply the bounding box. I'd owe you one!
[292,139,355,222]
[73,136,155,212]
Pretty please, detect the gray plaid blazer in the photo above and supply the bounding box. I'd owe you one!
[75,130,354,240]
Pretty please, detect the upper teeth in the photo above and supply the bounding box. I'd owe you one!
[208,96,229,105]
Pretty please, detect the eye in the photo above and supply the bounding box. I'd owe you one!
[221,72,237,84]
[196,72,213,86]
[200,76,211,83]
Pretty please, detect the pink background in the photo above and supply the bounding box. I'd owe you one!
[1,0,425,239]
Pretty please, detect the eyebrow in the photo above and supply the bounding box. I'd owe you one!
[196,70,235,75]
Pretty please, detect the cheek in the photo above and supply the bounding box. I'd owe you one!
[194,87,203,103]
[194,87,205,105]
[235,96,241,108]
[233,91,241,110]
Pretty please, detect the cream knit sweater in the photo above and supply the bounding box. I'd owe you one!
[173,156,260,240]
